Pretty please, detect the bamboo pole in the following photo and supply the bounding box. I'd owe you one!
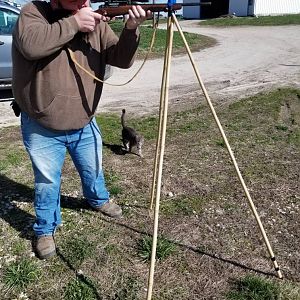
[149,23,169,211]
[146,16,174,300]
[172,13,282,279]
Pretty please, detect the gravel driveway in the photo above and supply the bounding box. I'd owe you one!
[1,20,300,127]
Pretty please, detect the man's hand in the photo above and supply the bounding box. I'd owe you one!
[126,5,152,30]
[74,7,110,32]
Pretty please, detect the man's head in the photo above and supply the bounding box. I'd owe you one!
[50,0,89,11]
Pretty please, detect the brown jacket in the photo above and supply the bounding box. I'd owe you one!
[12,1,140,130]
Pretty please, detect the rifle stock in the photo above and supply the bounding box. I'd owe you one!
[94,4,182,17]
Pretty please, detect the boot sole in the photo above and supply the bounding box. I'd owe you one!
[38,249,56,260]
[92,206,122,218]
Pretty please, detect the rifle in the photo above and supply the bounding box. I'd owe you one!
[93,2,211,18]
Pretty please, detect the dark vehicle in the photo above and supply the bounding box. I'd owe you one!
[0,1,20,90]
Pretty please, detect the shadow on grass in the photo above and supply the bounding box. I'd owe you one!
[0,175,277,279]
[0,175,91,241]
[102,142,127,156]
[57,248,103,299]
[103,142,143,158]
[0,175,35,240]
[102,217,277,279]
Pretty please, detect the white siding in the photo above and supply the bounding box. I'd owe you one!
[254,0,300,16]
[229,0,249,16]
[183,0,300,19]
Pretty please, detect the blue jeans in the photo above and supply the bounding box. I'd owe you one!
[21,112,109,236]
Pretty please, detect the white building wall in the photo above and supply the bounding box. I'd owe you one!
[183,0,300,19]
[254,0,300,16]
[229,0,249,16]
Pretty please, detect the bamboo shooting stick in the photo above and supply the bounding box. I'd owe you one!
[147,15,174,300]
[147,12,283,300]
[171,13,282,279]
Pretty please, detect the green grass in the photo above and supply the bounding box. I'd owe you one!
[96,113,159,142]
[207,88,299,146]
[0,149,26,171]
[127,115,159,140]
[287,129,300,146]
[105,169,123,196]
[168,108,210,134]
[226,275,280,300]
[3,258,40,292]
[60,236,95,269]
[64,276,99,300]
[11,241,27,256]
[161,196,207,216]
[137,236,176,261]
[109,20,216,56]
[279,283,300,300]
[96,113,121,144]
[111,276,141,300]
[200,14,300,26]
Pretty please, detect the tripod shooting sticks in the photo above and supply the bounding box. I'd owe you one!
[147,9,282,300]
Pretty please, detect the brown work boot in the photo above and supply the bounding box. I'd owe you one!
[35,235,56,259]
[94,201,122,218]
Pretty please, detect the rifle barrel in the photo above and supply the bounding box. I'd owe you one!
[94,2,211,17]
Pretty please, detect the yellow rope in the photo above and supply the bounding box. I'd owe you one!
[67,24,158,86]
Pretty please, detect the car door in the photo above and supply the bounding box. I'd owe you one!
[0,5,19,82]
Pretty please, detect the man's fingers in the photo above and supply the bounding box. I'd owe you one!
[128,5,146,22]
[128,9,135,20]
[131,6,140,18]
[126,5,151,29]
[136,5,146,18]
[93,12,110,22]
[146,10,152,18]
[92,12,103,20]
[92,11,110,21]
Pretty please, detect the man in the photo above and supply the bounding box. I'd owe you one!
[12,0,151,259]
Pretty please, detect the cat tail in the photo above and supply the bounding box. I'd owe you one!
[121,109,126,128]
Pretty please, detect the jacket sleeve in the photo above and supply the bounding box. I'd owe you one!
[103,22,140,69]
[13,3,79,60]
